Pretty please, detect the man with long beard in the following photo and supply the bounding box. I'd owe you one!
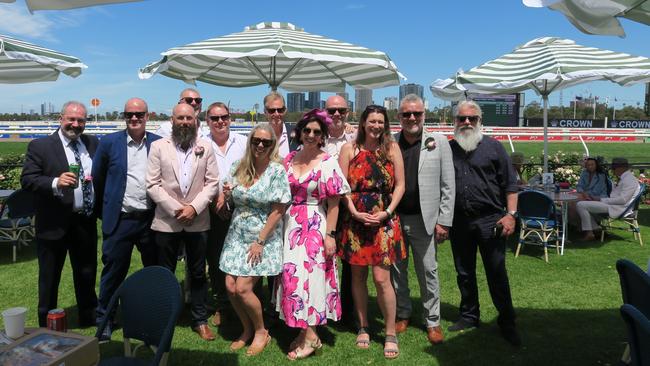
[146,103,219,341]
[447,100,521,347]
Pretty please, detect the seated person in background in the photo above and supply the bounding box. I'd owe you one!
[575,157,640,241]
[510,152,527,185]
[568,156,611,224]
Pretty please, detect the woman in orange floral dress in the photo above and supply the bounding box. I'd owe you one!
[338,105,405,359]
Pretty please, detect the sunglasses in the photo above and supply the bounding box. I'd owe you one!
[180,97,203,104]
[123,112,146,119]
[401,111,424,118]
[266,107,286,114]
[251,137,273,148]
[302,127,323,137]
[326,108,348,115]
[208,114,230,122]
[456,115,480,123]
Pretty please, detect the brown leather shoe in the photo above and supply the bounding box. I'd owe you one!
[427,326,444,344]
[210,311,222,327]
[193,324,216,341]
[395,318,409,334]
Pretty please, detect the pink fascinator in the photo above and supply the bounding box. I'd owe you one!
[300,108,332,126]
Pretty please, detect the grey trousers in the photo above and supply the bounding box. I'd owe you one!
[390,214,441,328]
[576,201,609,231]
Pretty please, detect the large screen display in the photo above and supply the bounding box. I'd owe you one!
[472,94,520,127]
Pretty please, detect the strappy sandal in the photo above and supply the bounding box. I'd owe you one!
[356,327,370,349]
[384,334,399,360]
[287,338,322,360]
[246,332,271,356]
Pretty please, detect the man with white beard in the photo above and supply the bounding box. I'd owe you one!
[447,100,521,347]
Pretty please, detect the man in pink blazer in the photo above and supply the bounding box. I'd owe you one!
[146,103,219,341]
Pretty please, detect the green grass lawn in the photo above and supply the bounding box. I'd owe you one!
[1,140,649,365]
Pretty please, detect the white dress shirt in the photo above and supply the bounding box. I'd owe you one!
[121,133,149,212]
[52,129,94,212]
[277,123,290,158]
[176,142,195,198]
[325,131,356,160]
[204,131,247,186]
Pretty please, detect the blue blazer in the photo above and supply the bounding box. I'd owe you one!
[92,130,161,235]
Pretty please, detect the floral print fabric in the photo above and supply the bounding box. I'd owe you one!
[276,152,351,328]
[219,161,291,276]
[338,149,405,266]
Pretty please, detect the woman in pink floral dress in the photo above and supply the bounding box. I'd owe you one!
[276,109,350,360]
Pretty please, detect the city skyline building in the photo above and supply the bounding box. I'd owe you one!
[355,88,373,113]
[383,96,398,110]
[399,83,424,102]
[287,92,305,113]
[307,91,321,109]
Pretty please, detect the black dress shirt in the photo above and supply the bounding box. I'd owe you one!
[396,134,421,215]
[450,136,517,221]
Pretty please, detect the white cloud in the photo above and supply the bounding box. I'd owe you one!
[0,6,56,40]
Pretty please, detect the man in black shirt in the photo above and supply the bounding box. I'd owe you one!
[391,94,455,345]
[448,100,521,347]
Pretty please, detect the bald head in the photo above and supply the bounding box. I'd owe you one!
[124,97,148,112]
[325,95,349,133]
[124,97,149,141]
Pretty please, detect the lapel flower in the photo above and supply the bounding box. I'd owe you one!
[194,145,205,157]
[83,175,92,183]
[423,137,436,151]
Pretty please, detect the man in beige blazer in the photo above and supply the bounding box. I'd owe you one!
[146,103,219,341]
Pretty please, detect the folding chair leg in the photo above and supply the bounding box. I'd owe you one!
[600,229,605,242]
[543,245,548,263]
[12,244,16,263]
[515,242,522,258]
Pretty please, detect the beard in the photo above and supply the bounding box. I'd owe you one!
[172,123,197,150]
[454,123,483,152]
[61,125,83,140]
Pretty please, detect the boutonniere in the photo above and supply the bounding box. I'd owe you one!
[423,137,436,151]
[83,175,92,185]
[194,145,205,157]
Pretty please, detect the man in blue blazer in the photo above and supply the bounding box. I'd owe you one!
[92,97,161,341]
[21,101,99,328]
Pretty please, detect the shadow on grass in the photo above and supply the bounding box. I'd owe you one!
[0,238,37,265]
[98,339,238,365]
[429,306,626,366]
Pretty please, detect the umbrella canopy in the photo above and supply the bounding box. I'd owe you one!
[0,34,87,83]
[523,0,650,37]
[430,37,650,172]
[139,21,404,92]
[0,0,142,12]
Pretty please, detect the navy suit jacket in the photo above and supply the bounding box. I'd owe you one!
[21,131,99,240]
[92,130,161,235]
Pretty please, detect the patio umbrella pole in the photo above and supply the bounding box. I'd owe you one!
[543,93,549,174]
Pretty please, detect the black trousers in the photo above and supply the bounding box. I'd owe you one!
[156,230,208,326]
[206,211,229,311]
[449,215,516,328]
[36,214,98,327]
[96,213,156,325]
[340,260,354,324]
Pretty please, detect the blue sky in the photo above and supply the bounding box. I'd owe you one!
[1,0,649,115]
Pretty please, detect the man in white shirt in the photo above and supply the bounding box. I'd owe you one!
[324,95,356,160]
[202,101,247,327]
[155,88,209,138]
[21,101,99,327]
[576,157,640,241]
[263,91,290,157]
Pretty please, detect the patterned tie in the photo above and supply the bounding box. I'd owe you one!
[70,140,93,216]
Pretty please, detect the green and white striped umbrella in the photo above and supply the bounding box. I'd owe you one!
[0,0,143,13]
[139,22,404,92]
[430,37,650,172]
[0,34,87,83]
[523,0,650,37]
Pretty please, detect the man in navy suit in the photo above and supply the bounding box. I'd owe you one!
[92,98,161,341]
[21,101,99,327]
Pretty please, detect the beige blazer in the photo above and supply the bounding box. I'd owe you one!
[146,137,219,232]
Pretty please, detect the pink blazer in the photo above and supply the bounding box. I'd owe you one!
[146,137,219,232]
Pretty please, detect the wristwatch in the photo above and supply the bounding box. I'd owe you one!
[506,210,519,219]
[326,230,336,238]
[254,238,266,246]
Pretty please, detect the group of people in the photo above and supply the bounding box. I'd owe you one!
[20,89,524,361]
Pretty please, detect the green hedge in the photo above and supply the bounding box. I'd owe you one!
[0,153,24,190]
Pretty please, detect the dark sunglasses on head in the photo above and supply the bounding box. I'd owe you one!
[326,108,348,115]
[180,97,203,104]
[124,112,146,119]
[251,137,273,148]
[208,114,230,122]
[266,107,286,114]
[401,111,424,118]
[456,115,480,123]
[302,127,323,137]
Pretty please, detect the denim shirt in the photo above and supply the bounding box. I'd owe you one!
[576,171,609,198]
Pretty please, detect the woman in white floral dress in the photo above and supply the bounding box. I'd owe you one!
[275,109,350,360]
[219,124,291,356]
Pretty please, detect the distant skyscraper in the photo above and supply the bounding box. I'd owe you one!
[40,103,46,116]
[355,89,373,113]
[383,97,398,110]
[287,92,305,113]
[307,91,321,110]
[399,83,424,102]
